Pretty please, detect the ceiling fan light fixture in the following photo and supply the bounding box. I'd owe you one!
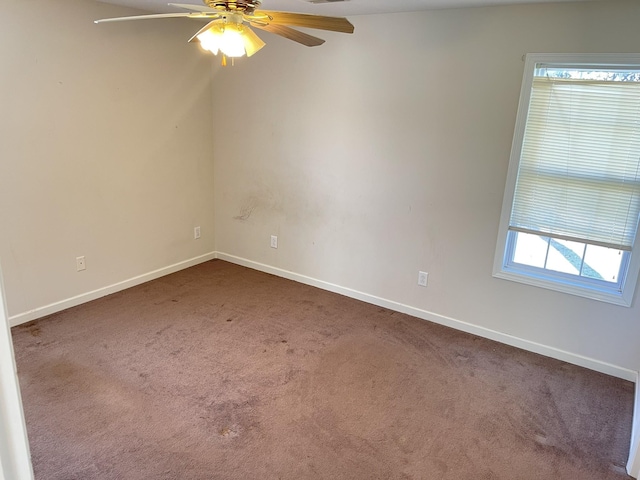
[197,22,247,58]
[219,25,246,57]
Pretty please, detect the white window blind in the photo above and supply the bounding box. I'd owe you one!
[509,74,640,251]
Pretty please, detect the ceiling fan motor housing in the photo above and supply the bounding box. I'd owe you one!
[204,1,262,13]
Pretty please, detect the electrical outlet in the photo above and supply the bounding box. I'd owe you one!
[270,235,278,249]
[76,256,86,272]
[194,226,201,239]
[418,271,428,287]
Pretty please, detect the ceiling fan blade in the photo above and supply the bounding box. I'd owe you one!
[94,12,215,24]
[168,3,218,12]
[251,23,325,47]
[241,25,266,57]
[253,11,354,34]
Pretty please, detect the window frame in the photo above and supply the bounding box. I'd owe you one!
[493,53,640,307]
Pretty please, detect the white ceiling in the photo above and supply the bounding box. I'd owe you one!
[97,0,601,16]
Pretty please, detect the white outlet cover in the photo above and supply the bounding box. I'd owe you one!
[76,256,86,272]
[418,271,428,287]
[271,235,278,249]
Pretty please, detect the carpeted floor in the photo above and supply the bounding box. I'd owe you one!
[12,260,634,479]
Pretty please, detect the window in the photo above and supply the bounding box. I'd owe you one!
[494,54,640,306]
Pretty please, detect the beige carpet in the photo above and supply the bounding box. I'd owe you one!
[12,260,634,479]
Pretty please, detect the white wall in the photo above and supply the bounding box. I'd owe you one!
[0,0,216,321]
[0,266,32,480]
[2,0,638,375]
[212,1,640,375]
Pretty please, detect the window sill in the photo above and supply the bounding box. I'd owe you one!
[492,268,631,307]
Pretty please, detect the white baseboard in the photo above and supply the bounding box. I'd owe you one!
[9,249,638,383]
[9,252,216,328]
[216,252,639,383]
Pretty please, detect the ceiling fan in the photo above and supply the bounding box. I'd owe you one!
[95,1,355,64]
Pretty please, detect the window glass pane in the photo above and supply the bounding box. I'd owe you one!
[546,239,585,275]
[582,244,624,283]
[512,232,548,268]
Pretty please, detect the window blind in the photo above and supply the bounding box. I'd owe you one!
[509,74,640,251]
